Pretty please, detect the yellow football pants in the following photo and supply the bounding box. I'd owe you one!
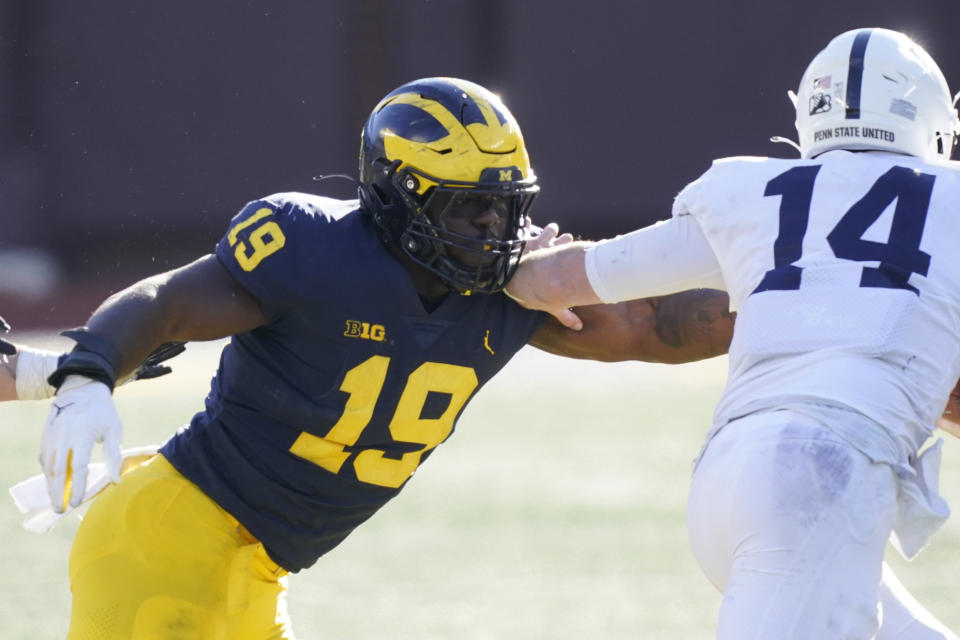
[68,454,293,639]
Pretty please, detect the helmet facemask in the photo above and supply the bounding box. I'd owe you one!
[369,161,538,294]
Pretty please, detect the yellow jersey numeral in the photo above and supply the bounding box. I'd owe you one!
[228,207,287,271]
[289,356,479,488]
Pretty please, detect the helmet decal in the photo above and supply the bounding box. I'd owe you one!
[375,103,449,144]
[844,29,872,120]
[382,78,509,127]
[372,85,529,191]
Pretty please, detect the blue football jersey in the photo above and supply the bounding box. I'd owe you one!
[161,193,545,572]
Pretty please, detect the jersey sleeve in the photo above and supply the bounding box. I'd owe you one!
[584,216,725,303]
[215,196,308,319]
[672,171,708,219]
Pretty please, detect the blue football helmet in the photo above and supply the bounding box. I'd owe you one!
[358,77,539,294]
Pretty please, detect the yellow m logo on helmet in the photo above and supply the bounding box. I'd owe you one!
[366,78,533,193]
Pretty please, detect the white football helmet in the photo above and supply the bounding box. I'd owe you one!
[795,28,959,159]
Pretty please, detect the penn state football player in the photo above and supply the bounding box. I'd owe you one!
[507,29,960,640]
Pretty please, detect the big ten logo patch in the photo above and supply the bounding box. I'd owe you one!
[344,320,386,342]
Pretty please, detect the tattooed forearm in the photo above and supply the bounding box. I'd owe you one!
[653,289,734,359]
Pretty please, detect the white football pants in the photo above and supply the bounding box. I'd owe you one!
[688,410,956,640]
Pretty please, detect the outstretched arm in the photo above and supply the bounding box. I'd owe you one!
[507,241,598,331]
[0,317,64,402]
[67,254,265,381]
[528,289,734,364]
[507,216,723,330]
[0,347,63,402]
[42,254,265,512]
[0,340,186,403]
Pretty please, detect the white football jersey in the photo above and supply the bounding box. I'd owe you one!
[673,150,960,459]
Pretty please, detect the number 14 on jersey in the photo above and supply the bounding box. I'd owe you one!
[754,165,934,295]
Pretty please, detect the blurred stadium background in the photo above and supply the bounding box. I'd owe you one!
[1,0,959,327]
[2,0,960,636]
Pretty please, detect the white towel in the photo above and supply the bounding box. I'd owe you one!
[8,445,159,533]
[889,438,951,559]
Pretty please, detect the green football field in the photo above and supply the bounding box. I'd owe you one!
[1,338,958,638]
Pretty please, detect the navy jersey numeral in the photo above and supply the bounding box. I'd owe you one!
[753,165,935,296]
[753,166,821,293]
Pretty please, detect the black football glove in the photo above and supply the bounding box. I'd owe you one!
[49,328,187,391]
[133,341,187,380]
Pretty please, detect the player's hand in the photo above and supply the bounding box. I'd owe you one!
[522,221,575,254]
[0,314,15,356]
[507,223,584,331]
[117,341,187,384]
[40,375,123,513]
[135,341,186,380]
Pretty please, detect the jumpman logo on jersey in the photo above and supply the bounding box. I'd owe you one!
[483,330,495,355]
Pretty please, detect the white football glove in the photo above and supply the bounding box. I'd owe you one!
[40,374,122,513]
